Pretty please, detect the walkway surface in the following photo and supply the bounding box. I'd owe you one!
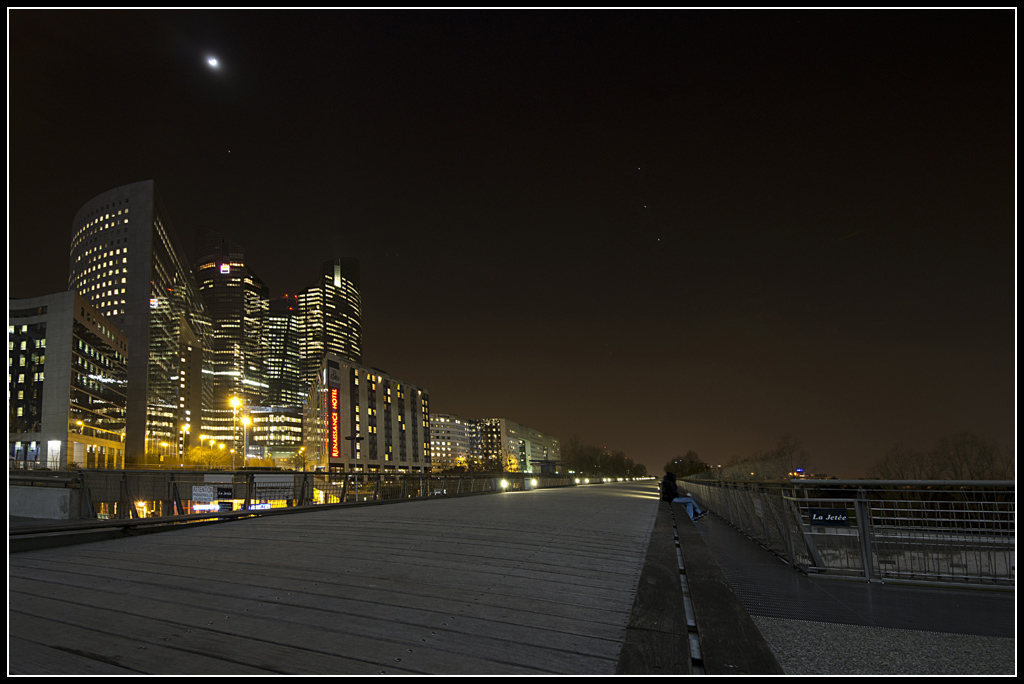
[8,481,1017,675]
[9,482,658,675]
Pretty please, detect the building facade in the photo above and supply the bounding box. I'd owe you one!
[68,180,211,464]
[262,294,305,408]
[9,291,128,469]
[193,228,270,412]
[298,258,362,385]
[429,413,482,471]
[305,354,429,473]
[479,418,561,474]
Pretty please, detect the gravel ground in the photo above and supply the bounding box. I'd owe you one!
[752,616,1016,675]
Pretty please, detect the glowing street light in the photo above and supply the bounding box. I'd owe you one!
[230,396,243,469]
[241,415,251,463]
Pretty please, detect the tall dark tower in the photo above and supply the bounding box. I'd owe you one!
[298,258,362,384]
[262,294,305,408]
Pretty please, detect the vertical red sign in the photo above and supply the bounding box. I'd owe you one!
[330,388,340,459]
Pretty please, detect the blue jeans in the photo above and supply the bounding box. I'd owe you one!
[672,496,704,520]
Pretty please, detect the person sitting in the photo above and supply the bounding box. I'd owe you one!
[659,472,708,521]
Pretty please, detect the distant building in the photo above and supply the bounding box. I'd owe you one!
[262,295,305,408]
[193,228,270,412]
[429,413,481,471]
[9,291,128,469]
[250,294,307,468]
[298,258,362,385]
[249,404,304,466]
[68,180,211,464]
[479,418,560,474]
[305,354,430,473]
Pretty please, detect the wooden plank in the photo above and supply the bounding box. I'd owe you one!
[7,636,140,675]
[10,580,556,674]
[672,502,785,675]
[616,502,692,674]
[10,558,629,640]
[9,481,660,674]
[9,610,282,675]
[11,570,625,663]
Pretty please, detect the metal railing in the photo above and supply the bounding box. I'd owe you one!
[10,470,576,523]
[682,478,1014,588]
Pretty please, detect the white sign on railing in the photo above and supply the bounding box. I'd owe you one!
[191,485,216,503]
[254,474,294,500]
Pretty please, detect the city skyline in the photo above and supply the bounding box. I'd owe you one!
[9,10,1015,476]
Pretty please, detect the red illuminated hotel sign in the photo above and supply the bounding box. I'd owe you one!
[329,388,340,459]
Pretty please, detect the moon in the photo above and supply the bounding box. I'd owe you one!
[207,57,219,68]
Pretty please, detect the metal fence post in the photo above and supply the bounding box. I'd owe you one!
[76,470,97,519]
[169,474,184,516]
[855,489,877,582]
[118,471,139,519]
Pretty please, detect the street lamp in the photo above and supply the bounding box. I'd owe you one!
[241,415,251,465]
[230,396,242,469]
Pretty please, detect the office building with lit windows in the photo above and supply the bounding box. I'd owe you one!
[305,354,430,473]
[298,258,362,385]
[192,229,269,449]
[479,418,561,474]
[429,413,482,471]
[69,180,211,464]
[262,294,305,408]
[244,294,307,467]
[9,291,128,469]
[193,229,270,409]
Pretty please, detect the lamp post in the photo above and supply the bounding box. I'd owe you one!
[241,415,251,465]
[230,396,242,470]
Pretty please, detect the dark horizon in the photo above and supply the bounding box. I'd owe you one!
[8,10,1016,477]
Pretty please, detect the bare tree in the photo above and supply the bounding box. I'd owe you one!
[935,431,1013,480]
[870,432,1013,480]
[869,444,946,480]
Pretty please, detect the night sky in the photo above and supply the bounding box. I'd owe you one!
[8,10,1016,477]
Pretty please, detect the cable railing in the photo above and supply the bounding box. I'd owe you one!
[681,478,1014,588]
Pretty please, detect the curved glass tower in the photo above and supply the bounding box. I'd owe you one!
[69,180,210,464]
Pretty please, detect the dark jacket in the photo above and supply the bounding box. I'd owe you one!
[660,474,679,502]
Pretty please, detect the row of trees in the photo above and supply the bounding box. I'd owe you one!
[436,448,521,474]
[662,433,809,481]
[869,431,1012,481]
[561,435,648,478]
[662,431,1012,482]
[157,444,279,469]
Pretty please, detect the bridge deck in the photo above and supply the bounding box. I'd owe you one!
[8,481,1016,675]
[9,482,659,675]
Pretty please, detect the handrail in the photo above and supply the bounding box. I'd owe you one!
[681,478,1015,588]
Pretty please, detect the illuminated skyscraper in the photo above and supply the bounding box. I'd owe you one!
[69,180,211,464]
[298,258,362,384]
[193,229,270,410]
[262,294,305,408]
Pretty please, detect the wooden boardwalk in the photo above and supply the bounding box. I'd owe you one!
[9,481,660,675]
